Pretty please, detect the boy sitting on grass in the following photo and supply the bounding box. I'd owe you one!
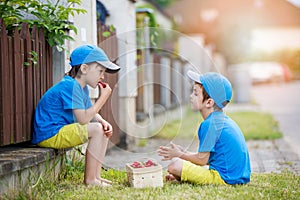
[158,70,251,185]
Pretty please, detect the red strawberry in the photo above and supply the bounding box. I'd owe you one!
[130,161,144,168]
[145,160,157,167]
[98,81,106,88]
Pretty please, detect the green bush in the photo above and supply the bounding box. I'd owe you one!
[0,0,86,50]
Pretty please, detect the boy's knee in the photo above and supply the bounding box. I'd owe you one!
[168,157,182,174]
[88,122,104,136]
[168,163,176,174]
[94,122,103,131]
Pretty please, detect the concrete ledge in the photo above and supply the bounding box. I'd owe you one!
[0,145,67,196]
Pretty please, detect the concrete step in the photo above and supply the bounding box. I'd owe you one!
[0,145,67,196]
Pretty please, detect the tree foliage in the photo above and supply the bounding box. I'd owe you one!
[0,0,86,50]
[147,0,176,8]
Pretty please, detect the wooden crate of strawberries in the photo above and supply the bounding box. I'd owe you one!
[126,159,163,188]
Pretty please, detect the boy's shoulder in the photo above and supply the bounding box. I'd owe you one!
[58,76,76,87]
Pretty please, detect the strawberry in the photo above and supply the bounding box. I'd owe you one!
[130,160,157,168]
[130,161,144,168]
[98,81,106,88]
[145,160,157,167]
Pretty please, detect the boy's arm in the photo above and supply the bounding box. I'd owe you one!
[74,85,112,124]
[91,113,104,122]
[179,152,210,166]
[157,143,210,166]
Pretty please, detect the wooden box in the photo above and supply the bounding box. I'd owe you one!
[126,163,163,188]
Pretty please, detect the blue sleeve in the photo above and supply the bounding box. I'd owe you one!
[198,113,225,153]
[61,83,87,110]
[83,86,92,109]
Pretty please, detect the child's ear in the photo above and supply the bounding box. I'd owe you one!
[206,98,215,108]
[80,64,88,74]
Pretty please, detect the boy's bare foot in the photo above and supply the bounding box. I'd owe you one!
[97,177,113,184]
[165,174,180,183]
[85,179,112,187]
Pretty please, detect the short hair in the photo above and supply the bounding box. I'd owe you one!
[197,83,222,111]
[65,64,82,78]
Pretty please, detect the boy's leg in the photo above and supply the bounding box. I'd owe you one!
[181,161,227,185]
[95,166,112,184]
[167,158,226,185]
[167,157,184,181]
[84,122,110,186]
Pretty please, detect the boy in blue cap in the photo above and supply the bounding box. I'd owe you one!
[158,70,251,185]
[32,44,120,186]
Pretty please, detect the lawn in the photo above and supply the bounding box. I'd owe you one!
[5,107,297,200]
[7,163,300,200]
[153,107,283,140]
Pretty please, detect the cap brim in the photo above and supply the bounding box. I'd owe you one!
[187,70,202,84]
[97,61,120,74]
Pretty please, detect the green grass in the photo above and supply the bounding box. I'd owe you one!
[3,108,288,200]
[228,111,282,140]
[152,108,202,139]
[153,107,282,140]
[6,164,300,200]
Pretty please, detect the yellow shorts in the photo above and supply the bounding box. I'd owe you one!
[181,161,227,185]
[38,123,89,149]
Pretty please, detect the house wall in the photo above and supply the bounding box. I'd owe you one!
[63,0,97,72]
[101,0,138,148]
[64,1,99,98]
[178,34,206,72]
[136,0,173,29]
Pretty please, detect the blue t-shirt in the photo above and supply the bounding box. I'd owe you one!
[32,76,92,144]
[198,111,251,184]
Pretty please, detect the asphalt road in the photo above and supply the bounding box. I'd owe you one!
[251,80,300,156]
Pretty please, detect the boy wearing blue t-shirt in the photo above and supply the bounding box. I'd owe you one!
[32,44,120,187]
[158,70,251,185]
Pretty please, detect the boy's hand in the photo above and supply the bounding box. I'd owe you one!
[171,142,186,152]
[98,82,112,101]
[157,142,183,161]
[100,118,113,138]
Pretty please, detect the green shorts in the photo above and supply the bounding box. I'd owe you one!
[181,161,227,185]
[38,123,89,149]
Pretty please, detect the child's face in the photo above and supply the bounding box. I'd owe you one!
[85,62,106,88]
[190,83,205,111]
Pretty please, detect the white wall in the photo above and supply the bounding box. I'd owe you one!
[101,0,138,147]
[102,0,138,98]
[64,1,97,72]
[178,34,205,73]
[65,1,98,97]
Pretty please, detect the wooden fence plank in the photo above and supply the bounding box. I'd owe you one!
[12,26,23,142]
[153,54,161,104]
[8,36,14,143]
[39,28,46,95]
[0,19,11,145]
[20,35,27,142]
[20,23,33,141]
[32,26,41,109]
[46,43,52,91]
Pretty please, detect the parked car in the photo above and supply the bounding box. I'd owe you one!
[228,62,292,84]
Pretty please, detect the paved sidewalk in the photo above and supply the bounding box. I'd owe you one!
[104,103,300,174]
[104,137,300,174]
[247,139,300,174]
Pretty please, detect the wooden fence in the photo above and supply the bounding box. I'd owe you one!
[0,19,52,146]
[97,22,120,145]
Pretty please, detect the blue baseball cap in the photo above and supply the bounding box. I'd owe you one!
[187,70,232,108]
[70,44,120,73]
